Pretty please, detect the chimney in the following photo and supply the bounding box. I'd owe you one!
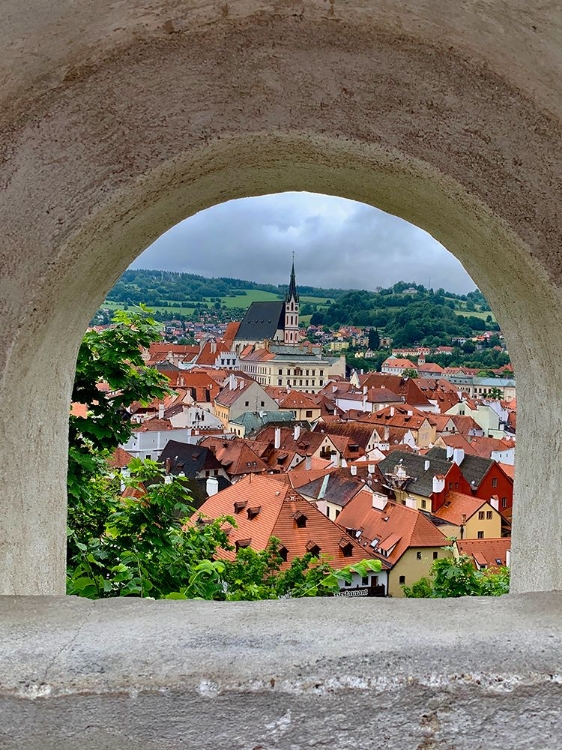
[424,459,430,471]
[490,497,499,511]
[206,477,219,496]
[367,464,375,474]
[460,514,466,539]
[384,426,390,442]
[390,406,395,417]
[407,410,413,416]
[453,448,465,466]
[294,424,301,441]
[274,427,281,450]
[211,339,217,354]
[229,373,236,390]
[372,494,387,511]
[432,475,445,494]
[506,549,511,567]
[350,465,357,476]
[446,445,454,460]
[158,403,165,419]
[239,379,245,389]
[405,497,417,509]
[305,453,312,471]
[363,385,368,395]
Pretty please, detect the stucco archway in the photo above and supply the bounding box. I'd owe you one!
[1,1,561,595]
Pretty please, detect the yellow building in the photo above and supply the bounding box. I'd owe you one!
[335,490,451,598]
[433,492,503,540]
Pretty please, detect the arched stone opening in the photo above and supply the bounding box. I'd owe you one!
[1,2,561,595]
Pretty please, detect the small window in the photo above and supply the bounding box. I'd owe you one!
[433,551,438,560]
[421,499,427,510]
[502,497,507,508]
[477,531,484,539]
[492,478,498,488]
[416,551,422,560]
[361,576,369,586]
[293,511,307,528]
[478,511,485,520]
[399,575,406,585]
[306,542,321,557]
[306,410,313,418]
[245,401,249,407]
[335,509,341,519]
[486,510,493,519]
[279,546,288,562]
[449,483,453,490]
[341,543,353,558]
[261,401,265,407]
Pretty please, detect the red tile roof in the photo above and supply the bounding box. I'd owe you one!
[457,537,511,569]
[336,491,448,564]
[433,491,488,526]
[192,474,381,568]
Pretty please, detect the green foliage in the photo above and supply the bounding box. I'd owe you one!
[368,328,380,350]
[402,551,510,598]
[68,307,171,556]
[401,368,418,378]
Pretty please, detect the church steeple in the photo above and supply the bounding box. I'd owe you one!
[284,253,300,346]
[286,252,299,304]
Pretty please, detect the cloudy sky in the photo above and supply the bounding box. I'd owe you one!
[131,192,476,294]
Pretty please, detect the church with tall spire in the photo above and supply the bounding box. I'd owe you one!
[234,256,301,349]
[284,253,300,345]
[233,255,346,392]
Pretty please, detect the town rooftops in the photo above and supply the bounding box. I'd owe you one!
[192,474,382,568]
[336,491,448,565]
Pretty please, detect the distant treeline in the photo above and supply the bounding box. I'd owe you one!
[107,268,347,306]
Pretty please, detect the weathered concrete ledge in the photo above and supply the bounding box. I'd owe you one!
[0,594,561,748]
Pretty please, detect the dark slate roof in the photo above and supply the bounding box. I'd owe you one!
[159,440,223,478]
[377,450,453,499]
[298,469,364,508]
[426,447,494,489]
[234,301,285,341]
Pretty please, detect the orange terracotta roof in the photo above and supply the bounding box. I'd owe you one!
[337,492,448,564]
[498,462,515,479]
[199,437,268,476]
[279,391,320,410]
[192,474,381,568]
[108,447,135,469]
[457,537,511,569]
[433,491,488,526]
[70,402,89,418]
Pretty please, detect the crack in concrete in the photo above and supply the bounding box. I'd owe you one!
[41,602,95,684]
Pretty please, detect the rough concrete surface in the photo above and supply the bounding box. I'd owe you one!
[1,595,561,749]
[0,1,562,594]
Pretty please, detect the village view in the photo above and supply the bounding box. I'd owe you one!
[70,257,515,601]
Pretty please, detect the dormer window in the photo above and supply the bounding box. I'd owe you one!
[235,538,252,551]
[339,539,354,558]
[247,506,261,520]
[293,511,307,528]
[306,541,321,556]
[234,500,247,514]
[279,546,288,562]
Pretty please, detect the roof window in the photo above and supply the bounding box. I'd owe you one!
[234,500,247,514]
[293,510,307,528]
[247,506,261,520]
[235,538,252,551]
[306,541,321,556]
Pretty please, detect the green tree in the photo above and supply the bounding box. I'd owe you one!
[401,368,418,378]
[368,328,380,350]
[68,307,171,551]
[402,551,510,598]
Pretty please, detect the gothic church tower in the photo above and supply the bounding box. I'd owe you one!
[284,254,300,345]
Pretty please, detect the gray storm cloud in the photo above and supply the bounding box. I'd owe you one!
[131,192,476,294]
